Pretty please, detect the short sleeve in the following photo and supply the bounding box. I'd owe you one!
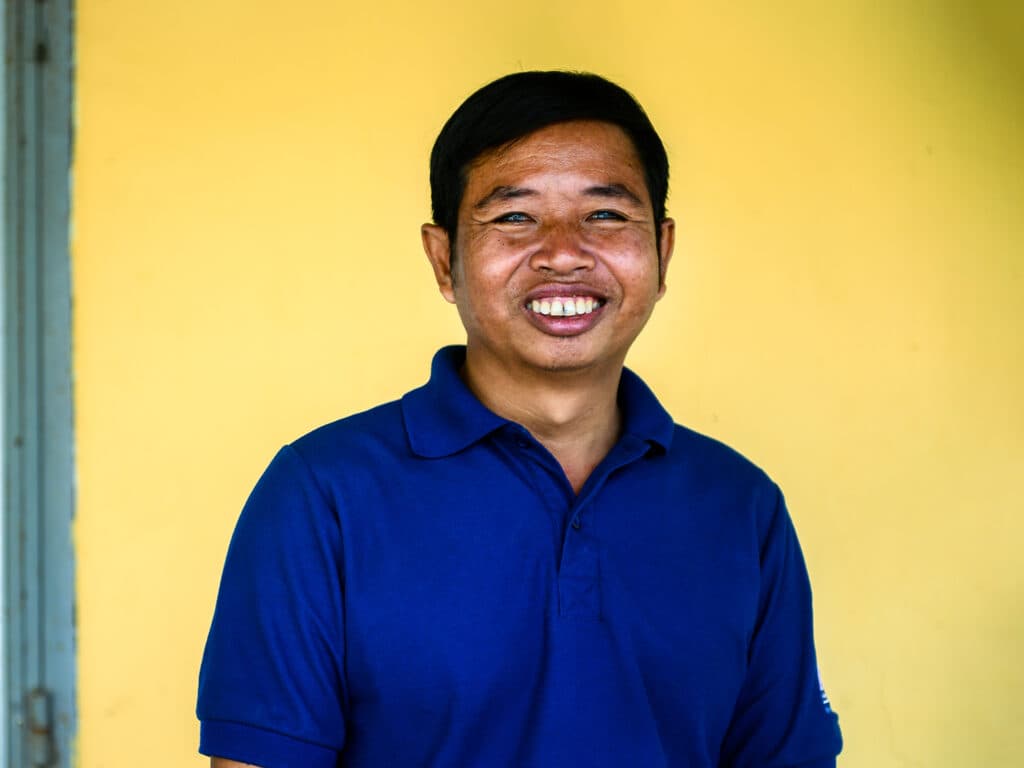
[197,445,347,768]
[720,485,843,768]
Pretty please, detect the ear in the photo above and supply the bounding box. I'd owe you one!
[421,224,456,304]
[656,218,676,298]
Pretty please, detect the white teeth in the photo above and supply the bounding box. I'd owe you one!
[529,296,602,317]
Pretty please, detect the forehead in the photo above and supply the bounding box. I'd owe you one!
[463,120,647,200]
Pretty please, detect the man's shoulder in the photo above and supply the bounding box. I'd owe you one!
[288,397,410,467]
[665,422,777,493]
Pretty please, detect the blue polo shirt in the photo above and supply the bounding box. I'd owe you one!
[197,346,842,767]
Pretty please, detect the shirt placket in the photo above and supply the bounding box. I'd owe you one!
[507,428,652,621]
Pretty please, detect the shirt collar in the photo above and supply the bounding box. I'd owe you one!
[617,366,675,454]
[402,345,675,458]
[402,346,508,458]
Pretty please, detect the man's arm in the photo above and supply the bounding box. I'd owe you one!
[719,484,842,767]
[197,446,348,767]
[211,759,258,768]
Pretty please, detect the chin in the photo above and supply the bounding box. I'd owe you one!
[525,342,615,375]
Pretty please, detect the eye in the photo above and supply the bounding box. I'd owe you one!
[587,210,627,221]
[493,212,533,224]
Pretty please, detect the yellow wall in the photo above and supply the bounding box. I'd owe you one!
[73,2,1023,766]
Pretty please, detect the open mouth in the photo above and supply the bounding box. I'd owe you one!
[526,296,605,317]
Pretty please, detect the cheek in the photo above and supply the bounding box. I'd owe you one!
[605,251,662,292]
[460,244,531,297]
[454,263,521,323]
[587,227,659,263]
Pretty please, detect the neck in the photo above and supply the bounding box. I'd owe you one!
[461,350,623,494]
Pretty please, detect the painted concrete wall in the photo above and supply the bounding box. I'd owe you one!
[73,2,1023,766]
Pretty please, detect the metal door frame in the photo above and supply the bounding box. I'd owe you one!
[3,1,75,765]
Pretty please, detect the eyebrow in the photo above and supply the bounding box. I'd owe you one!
[473,186,538,210]
[473,183,645,211]
[582,184,645,206]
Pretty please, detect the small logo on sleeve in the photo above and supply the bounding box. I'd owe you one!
[817,667,833,713]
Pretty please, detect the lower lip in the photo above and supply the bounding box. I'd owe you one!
[523,304,605,336]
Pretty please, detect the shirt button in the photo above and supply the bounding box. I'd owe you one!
[516,438,530,449]
[571,517,581,530]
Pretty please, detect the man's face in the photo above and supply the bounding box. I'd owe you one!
[422,120,674,378]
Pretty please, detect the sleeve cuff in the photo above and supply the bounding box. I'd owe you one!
[792,758,837,768]
[199,719,339,768]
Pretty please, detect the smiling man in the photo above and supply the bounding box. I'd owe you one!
[197,71,843,768]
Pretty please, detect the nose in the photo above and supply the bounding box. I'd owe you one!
[528,221,595,274]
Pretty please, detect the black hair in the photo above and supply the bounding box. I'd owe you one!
[429,70,669,250]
